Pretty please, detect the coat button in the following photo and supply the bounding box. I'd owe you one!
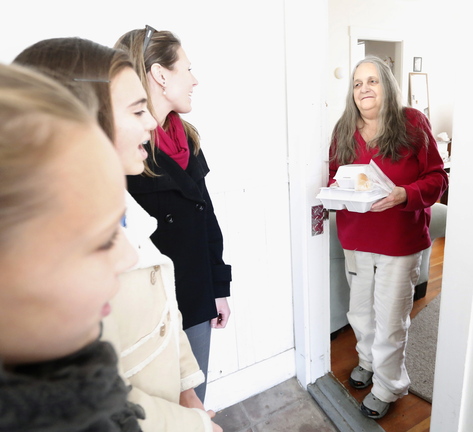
[195,203,205,211]
[150,266,159,284]
[165,214,174,223]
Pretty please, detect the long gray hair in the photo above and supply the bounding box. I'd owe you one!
[330,55,417,164]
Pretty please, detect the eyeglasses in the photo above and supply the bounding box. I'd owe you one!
[143,24,157,53]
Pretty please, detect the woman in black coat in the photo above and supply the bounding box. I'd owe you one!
[116,27,232,402]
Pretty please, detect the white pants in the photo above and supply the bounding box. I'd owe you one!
[344,249,422,403]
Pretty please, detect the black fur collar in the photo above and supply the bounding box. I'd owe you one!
[0,340,144,432]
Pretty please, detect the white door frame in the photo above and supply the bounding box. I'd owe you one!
[285,0,331,386]
[430,79,473,432]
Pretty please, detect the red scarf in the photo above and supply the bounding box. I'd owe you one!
[156,112,190,170]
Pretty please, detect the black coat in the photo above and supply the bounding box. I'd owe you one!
[126,140,231,329]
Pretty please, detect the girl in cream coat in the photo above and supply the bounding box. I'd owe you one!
[102,192,215,431]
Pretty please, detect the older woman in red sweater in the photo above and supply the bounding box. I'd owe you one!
[329,56,448,419]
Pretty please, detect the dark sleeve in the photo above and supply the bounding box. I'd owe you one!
[197,150,232,298]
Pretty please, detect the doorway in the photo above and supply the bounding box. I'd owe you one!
[349,26,406,96]
[321,26,446,431]
[356,40,403,86]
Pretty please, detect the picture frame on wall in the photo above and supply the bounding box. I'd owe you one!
[413,57,422,72]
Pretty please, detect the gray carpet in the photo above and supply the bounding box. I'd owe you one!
[405,294,441,403]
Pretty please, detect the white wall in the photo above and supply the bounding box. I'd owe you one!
[430,6,472,430]
[431,62,473,432]
[285,0,331,388]
[0,0,310,412]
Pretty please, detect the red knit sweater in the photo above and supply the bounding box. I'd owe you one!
[329,108,448,256]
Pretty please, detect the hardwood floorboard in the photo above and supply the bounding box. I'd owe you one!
[407,417,431,432]
[330,237,445,432]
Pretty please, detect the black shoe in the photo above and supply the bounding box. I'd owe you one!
[360,392,390,419]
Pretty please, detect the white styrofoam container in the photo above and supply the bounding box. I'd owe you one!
[316,186,388,213]
[334,164,370,189]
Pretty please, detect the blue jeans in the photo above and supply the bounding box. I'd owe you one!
[184,320,211,402]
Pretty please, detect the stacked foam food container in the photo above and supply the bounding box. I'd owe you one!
[317,160,395,213]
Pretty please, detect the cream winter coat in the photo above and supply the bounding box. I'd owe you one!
[102,192,211,432]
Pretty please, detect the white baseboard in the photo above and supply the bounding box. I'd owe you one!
[204,349,296,412]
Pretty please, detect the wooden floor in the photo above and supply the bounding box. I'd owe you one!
[330,237,445,432]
